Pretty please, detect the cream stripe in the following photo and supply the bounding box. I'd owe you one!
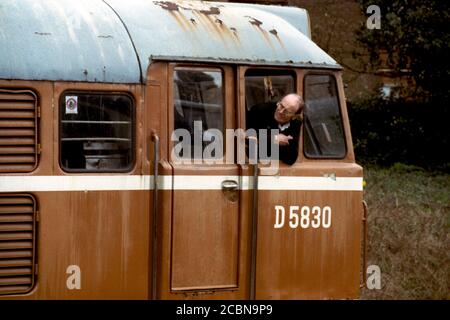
[258,176,363,191]
[0,175,363,192]
[172,175,238,190]
[0,175,152,192]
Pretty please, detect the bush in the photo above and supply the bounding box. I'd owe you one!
[348,97,449,171]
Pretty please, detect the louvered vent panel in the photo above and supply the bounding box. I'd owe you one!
[0,89,38,172]
[0,194,37,295]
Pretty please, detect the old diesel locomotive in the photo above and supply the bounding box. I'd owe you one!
[0,0,366,299]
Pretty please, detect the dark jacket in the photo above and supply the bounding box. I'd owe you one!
[247,102,301,165]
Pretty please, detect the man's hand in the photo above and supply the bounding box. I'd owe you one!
[275,134,293,146]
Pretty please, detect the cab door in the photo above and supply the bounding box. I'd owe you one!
[159,64,248,299]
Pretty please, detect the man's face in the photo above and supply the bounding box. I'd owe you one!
[274,95,301,124]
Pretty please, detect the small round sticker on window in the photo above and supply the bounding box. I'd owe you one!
[65,96,78,114]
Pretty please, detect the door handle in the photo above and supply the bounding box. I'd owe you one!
[222,180,238,191]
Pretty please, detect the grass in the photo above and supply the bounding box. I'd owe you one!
[360,163,450,300]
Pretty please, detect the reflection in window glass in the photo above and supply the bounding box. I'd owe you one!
[60,93,133,171]
[173,69,223,159]
[245,74,294,110]
[304,75,346,158]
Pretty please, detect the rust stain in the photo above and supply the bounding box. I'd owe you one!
[192,12,240,47]
[154,1,179,11]
[168,11,185,30]
[202,14,228,46]
[168,11,191,31]
[229,27,240,42]
[156,1,242,47]
[215,20,239,45]
[151,2,280,52]
[192,11,215,34]
[155,1,220,16]
[199,7,220,15]
[198,9,238,44]
[260,30,275,50]
[249,24,274,49]
[243,16,278,50]
[269,28,287,51]
[246,16,263,28]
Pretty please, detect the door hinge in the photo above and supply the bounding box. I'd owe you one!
[37,106,41,118]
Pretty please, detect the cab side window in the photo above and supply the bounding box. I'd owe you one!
[60,92,134,172]
[303,75,346,158]
[173,68,224,158]
[244,70,297,164]
[245,70,294,110]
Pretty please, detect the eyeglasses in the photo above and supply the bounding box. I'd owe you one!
[276,101,297,117]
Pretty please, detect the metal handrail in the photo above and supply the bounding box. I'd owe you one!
[361,200,369,289]
[249,136,258,300]
[151,133,160,299]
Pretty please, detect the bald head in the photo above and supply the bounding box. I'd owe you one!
[274,93,304,124]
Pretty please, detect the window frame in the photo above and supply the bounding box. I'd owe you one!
[302,73,347,160]
[243,67,299,165]
[58,90,136,173]
[171,65,226,162]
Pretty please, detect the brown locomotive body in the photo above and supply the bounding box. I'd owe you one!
[0,0,365,299]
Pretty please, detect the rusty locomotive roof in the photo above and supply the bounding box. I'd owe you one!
[0,0,340,84]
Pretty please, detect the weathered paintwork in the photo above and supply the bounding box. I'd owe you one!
[0,0,338,83]
[224,1,311,38]
[0,0,141,83]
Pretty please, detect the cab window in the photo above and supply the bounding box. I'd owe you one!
[244,69,297,164]
[173,68,224,159]
[303,75,346,158]
[60,92,134,172]
[244,70,295,110]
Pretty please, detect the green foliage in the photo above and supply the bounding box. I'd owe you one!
[348,96,449,171]
[356,0,450,100]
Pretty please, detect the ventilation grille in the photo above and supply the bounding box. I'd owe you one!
[0,194,37,295]
[0,89,39,173]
